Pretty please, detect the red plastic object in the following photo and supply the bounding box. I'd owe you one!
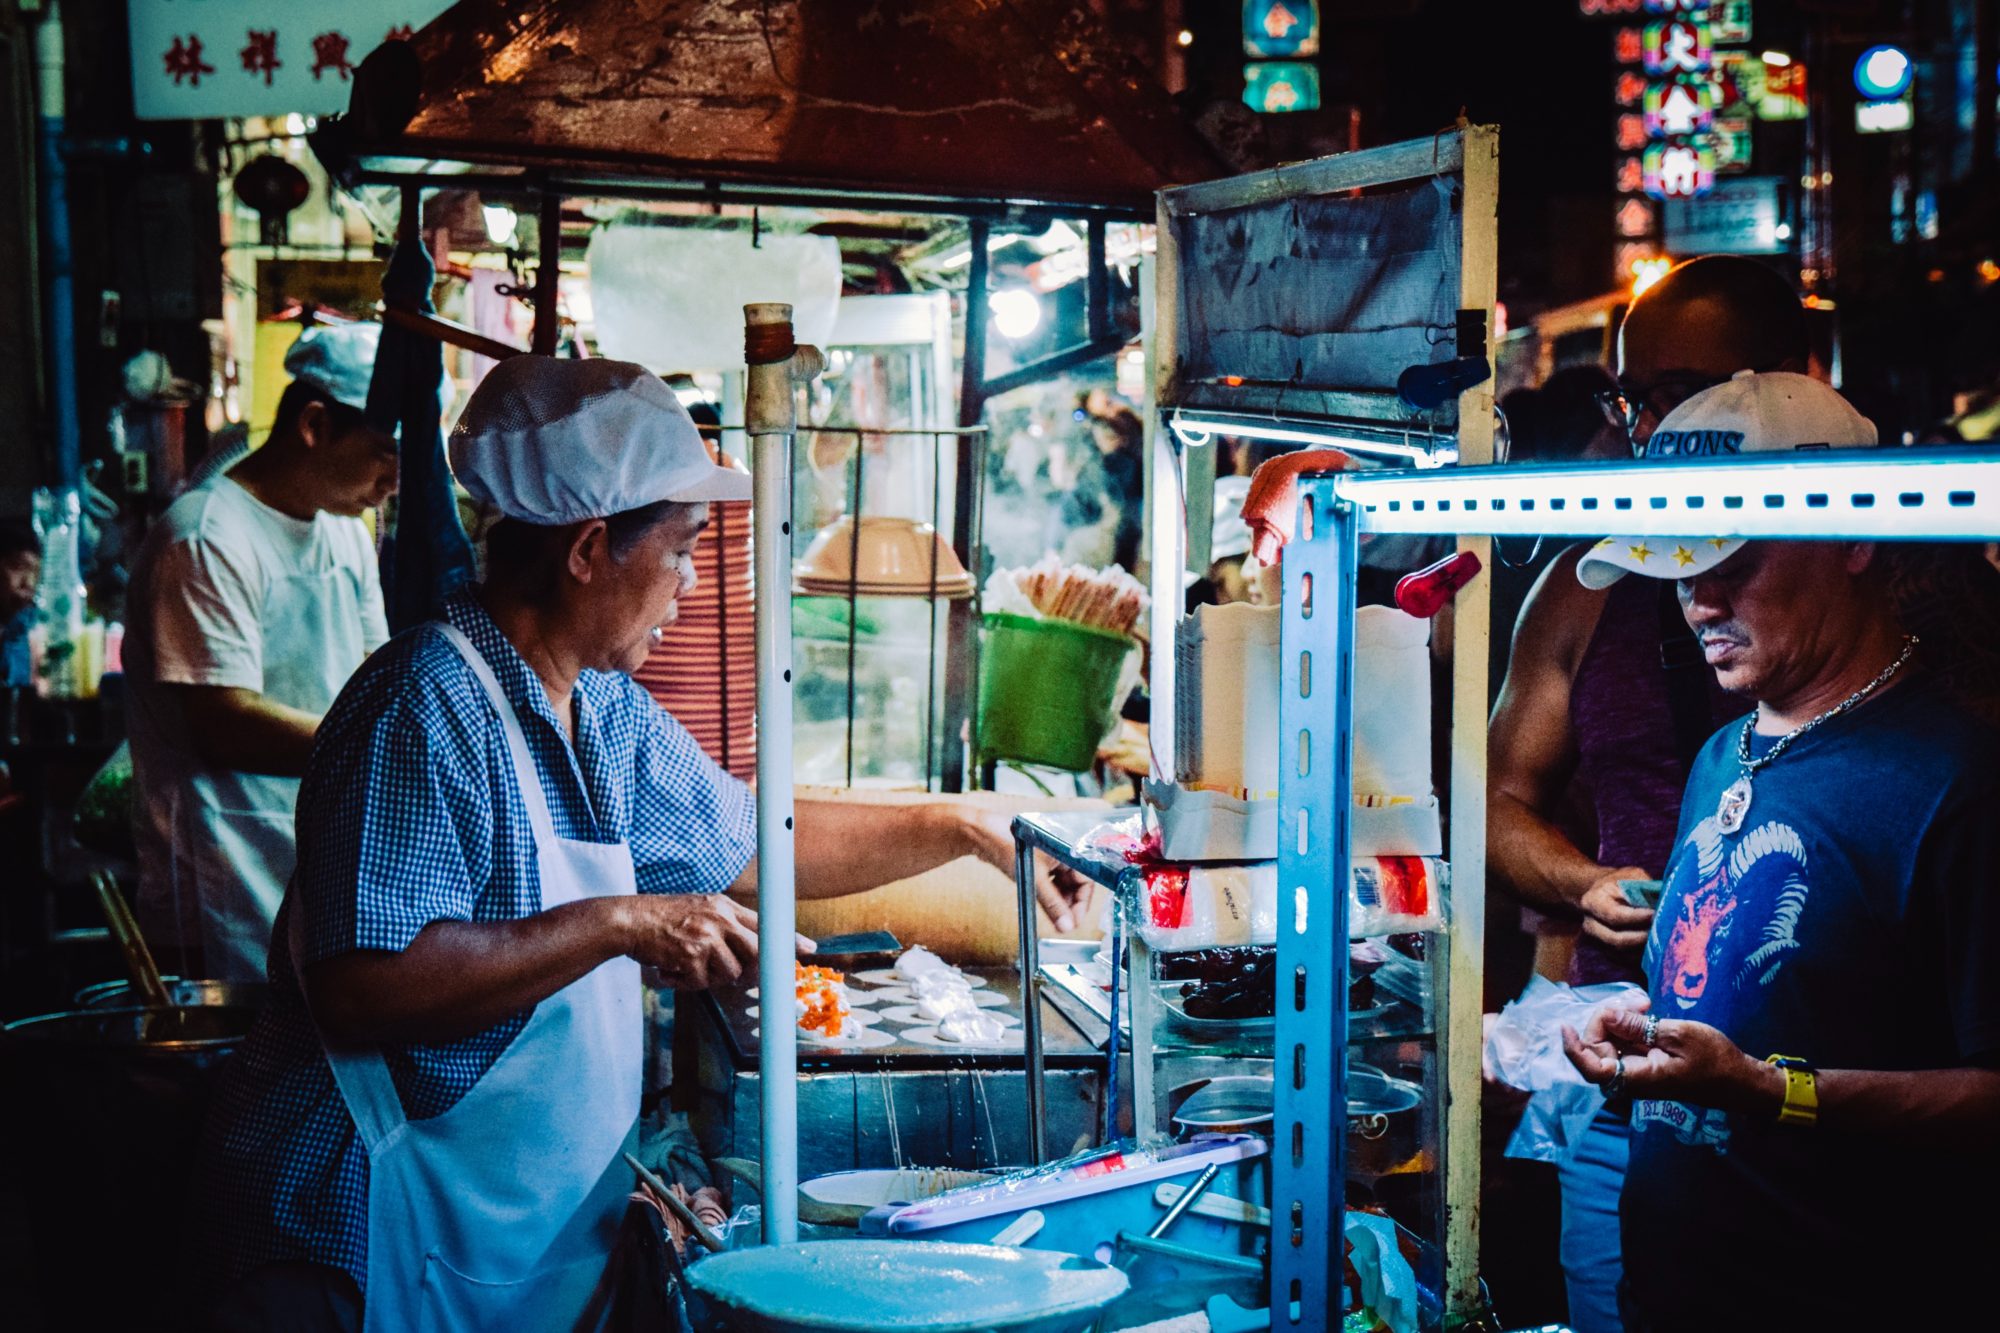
[1394,550,1484,619]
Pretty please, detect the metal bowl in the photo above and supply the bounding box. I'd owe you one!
[72,976,269,1011]
[4,1003,259,1055]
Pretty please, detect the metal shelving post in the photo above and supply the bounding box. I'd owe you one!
[1272,486,1359,1327]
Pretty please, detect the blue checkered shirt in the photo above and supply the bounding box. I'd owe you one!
[200,590,755,1294]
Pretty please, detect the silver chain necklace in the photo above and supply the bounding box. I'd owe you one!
[1713,635,1918,835]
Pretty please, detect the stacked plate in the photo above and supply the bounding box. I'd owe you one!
[793,515,976,601]
[632,498,756,781]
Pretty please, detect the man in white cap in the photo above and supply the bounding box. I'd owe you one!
[199,357,1090,1331]
[126,322,397,979]
[1560,373,2000,1329]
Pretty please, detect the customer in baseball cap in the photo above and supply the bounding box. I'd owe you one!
[1575,371,1879,590]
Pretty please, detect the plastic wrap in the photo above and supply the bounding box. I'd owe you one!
[1485,977,1647,1164]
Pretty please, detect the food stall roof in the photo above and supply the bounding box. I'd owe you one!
[352,0,1228,216]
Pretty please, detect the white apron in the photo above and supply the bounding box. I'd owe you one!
[185,563,373,978]
[297,622,641,1332]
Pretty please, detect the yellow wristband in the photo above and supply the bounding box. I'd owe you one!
[1766,1054,1818,1127]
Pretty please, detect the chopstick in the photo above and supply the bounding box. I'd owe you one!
[91,870,172,1008]
[623,1151,725,1254]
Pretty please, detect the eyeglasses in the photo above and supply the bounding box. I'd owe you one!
[1594,371,1734,440]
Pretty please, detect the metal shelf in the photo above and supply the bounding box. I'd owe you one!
[1330,448,2000,539]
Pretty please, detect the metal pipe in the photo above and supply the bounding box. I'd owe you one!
[35,1,79,488]
[1146,1163,1220,1239]
[532,191,563,355]
[745,302,811,1245]
[1013,832,1046,1163]
[941,220,992,792]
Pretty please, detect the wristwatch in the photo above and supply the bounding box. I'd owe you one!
[1766,1054,1819,1127]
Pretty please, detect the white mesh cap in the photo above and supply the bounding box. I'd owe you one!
[1577,371,1878,589]
[449,356,751,524]
[284,323,380,410]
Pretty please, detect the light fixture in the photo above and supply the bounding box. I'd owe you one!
[990,289,1043,340]
[482,203,518,246]
[1761,50,1793,68]
[1774,222,1793,241]
[1167,410,1457,469]
[1177,29,1194,47]
[1853,44,1913,100]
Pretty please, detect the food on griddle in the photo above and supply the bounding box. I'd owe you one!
[795,963,850,1038]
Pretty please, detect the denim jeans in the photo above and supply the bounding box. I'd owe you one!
[1555,1109,1630,1333]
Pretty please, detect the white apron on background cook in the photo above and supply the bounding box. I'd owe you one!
[298,622,640,1333]
[167,562,375,978]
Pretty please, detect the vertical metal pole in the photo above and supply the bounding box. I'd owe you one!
[941,221,991,792]
[1014,833,1046,1163]
[532,191,563,355]
[1274,480,1356,1332]
[35,2,79,489]
[1086,217,1110,342]
[746,304,803,1245]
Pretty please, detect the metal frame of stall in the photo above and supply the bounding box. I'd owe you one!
[352,163,1142,795]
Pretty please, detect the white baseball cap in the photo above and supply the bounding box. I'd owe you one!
[1575,371,1877,589]
[449,356,752,525]
[283,323,380,410]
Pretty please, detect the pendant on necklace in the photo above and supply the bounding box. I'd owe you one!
[1715,775,1753,834]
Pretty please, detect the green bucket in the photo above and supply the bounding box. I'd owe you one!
[976,613,1135,772]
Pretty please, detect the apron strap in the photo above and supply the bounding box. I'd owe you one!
[292,620,561,1153]
[288,877,407,1149]
[433,621,560,852]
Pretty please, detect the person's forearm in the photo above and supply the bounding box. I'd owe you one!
[753,800,967,900]
[181,686,320,776]
[303,897,631,1046]
[1733,1060,2000,1138]
[1488,789,1605,911]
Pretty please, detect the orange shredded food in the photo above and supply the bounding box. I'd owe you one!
[796,962,848,1037]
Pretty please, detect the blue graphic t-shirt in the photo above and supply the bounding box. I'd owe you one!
[1623,673,2000,1322]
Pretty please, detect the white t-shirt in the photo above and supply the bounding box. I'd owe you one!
[125,476,388,962]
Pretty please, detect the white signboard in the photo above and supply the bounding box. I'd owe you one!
[1662,175,1784,255]
[128,0,453,121]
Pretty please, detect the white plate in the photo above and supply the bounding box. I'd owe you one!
[752,1024,898,1050]
[748,987,878,1007]
[878,1005,1018,1028]
[852,968,988,989]
[908,1022,1025,1048]
[867,986,1008,1008]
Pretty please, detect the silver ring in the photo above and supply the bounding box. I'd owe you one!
[1641,1015,1661,1048]
[1604,1055,1627,1100]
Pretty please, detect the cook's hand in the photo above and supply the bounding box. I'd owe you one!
[956,807,1097,932]
[1576,864,1656,951]
[619,895,814,990]
[1561,998,1781,1116]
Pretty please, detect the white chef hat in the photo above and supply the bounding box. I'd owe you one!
[450,357,752,524]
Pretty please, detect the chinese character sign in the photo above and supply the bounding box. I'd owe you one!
[1644,140,1716,197]
[1242,0,1320,59]
[1242,61,1321,113]
[128,0,454,120]
[1644,19,1711,77]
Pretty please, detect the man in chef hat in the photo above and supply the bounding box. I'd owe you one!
[200,356,1087,1330]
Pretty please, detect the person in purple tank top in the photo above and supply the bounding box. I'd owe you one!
[1486,257,1809,1333]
